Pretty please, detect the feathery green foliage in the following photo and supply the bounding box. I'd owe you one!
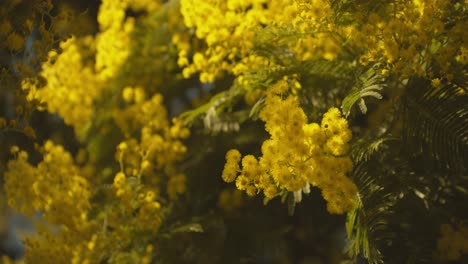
[401,76,468,174]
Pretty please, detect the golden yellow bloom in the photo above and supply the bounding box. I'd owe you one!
[222,82,356,214]
[5,142,90,229]
[22,37,103,134]
[122,86,134,103]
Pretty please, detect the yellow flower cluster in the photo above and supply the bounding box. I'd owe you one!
[2,1,191,263]
[4,124,186,263]
[114,90,190,200]
[5,143,94,263]
[22,37,103,134]
[96,0,134,80]
[435,222,468,261]
[179,0,465,84]
[103,93,190,260]
[112,169,162,228]
[344,0,466,79]
[222,81,356,214]
[5,142,90,230]
[115,87,167,136]
[0,0,88,78]
[74,110,188,263]
[23,224,91,264]
[222,149,242,183]
[21,0,161,134]
[179,0,337,83]
[120,0,187,90]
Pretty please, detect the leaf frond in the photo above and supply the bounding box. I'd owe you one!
[341,65,386,117]
[346,159,400,264]
[350,135,399,163]
[401,76,468,174]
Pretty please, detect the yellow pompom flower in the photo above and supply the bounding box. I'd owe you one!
[222,149,242,182]
[221,82,356,214]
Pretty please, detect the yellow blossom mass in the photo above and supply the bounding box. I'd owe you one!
[222,81,356,214]
[0,0,465,263]
[179,0,466,85]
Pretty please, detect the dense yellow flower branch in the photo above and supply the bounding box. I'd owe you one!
[222,81,356,214]
[4,90,190,262]
[0,0,465,262]
[2,1,193,262]
[178,0,466,85]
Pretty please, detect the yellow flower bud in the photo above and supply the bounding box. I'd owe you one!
[122,87,134,103]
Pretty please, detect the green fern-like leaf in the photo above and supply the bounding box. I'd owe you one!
[346,160,399,264]
[300,59,355,81]
[341,65,386,117]
[350,135,399,163]
[346,134,461,263]
[179,87,243,126]
[401,76,468,174]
